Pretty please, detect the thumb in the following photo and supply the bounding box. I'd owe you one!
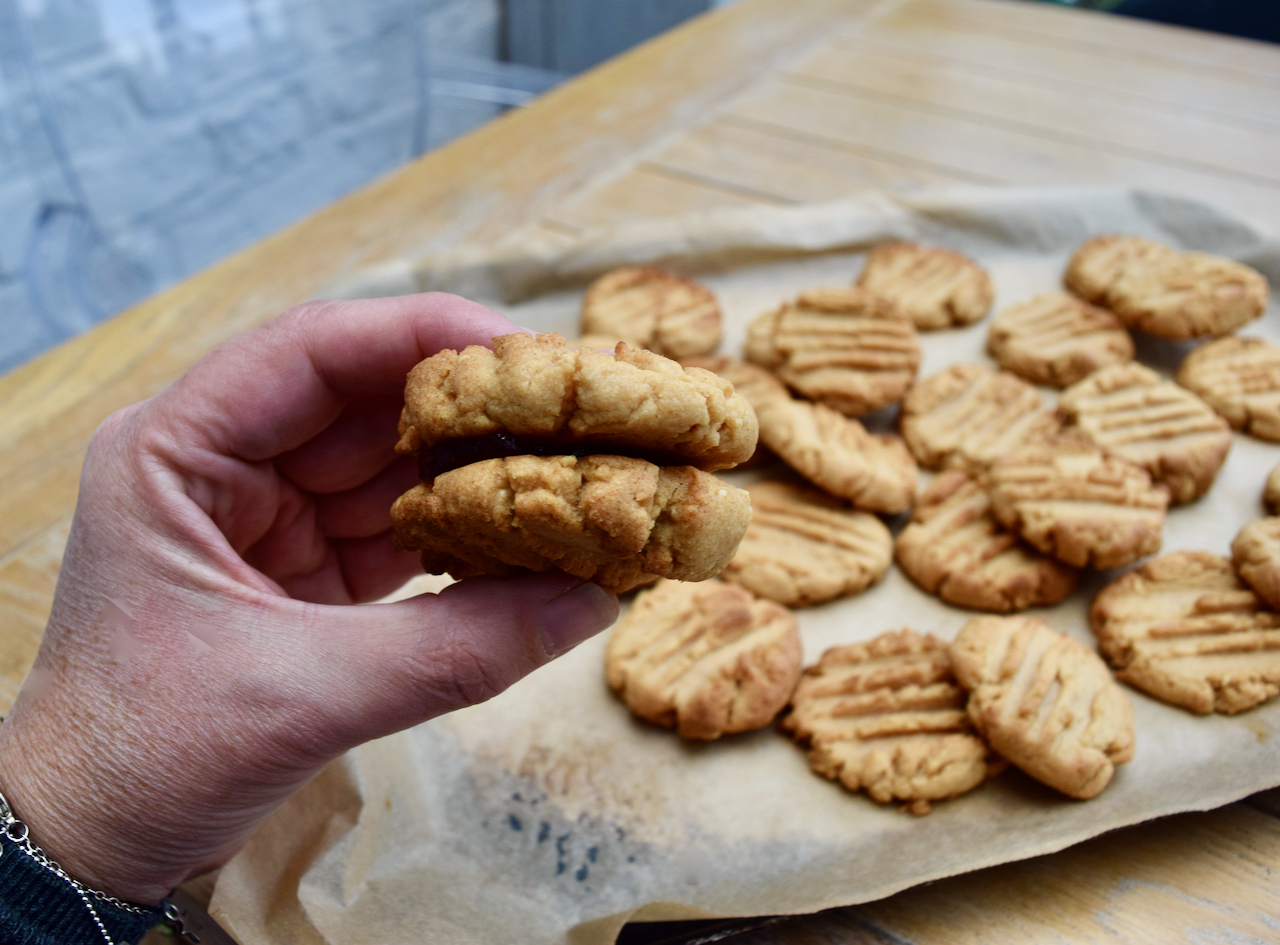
[306,572,619,747]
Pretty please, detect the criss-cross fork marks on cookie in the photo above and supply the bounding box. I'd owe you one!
[1065,234,1267,340]
[856,241,993,331]
[901,363,1059,471]
[985,439,1168,569]
[605,579,802,740]
[1092,551,1280,715]
[896,470,1077,613]
[952,615,1134,800]
[721,481,892,607]
[986,292,1134,388]
[1058,362,1231,505]
[745,288,921,416]
[580,266,722,360]
[783,630,999,814]
[1178,336,1280,442]
[693,358,918,514]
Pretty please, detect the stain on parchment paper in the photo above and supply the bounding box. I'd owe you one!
[458,751,663,902]
[448,748,846,917]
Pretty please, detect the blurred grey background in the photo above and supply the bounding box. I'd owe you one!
[0,0,724,374]
[4,0,1256,374]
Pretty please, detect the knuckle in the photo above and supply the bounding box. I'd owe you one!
[407,626,526,711]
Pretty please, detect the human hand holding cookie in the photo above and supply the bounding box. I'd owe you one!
[0,295,623,906]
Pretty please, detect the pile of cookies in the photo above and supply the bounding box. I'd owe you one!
[586,234,1278,813]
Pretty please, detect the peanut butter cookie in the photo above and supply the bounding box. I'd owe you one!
[1064,235,1170,304]
[1058,362,1232,505]
[951,615,1134,800]
[984,436,1169,569]
[391,455,751,594]
[855,241,994,331]
[986,291,1134,388]
[605,578,802,740]
[895,469,1078,612]
[745,287,921,416]
[782,629,1003,814]
[1091,550,1280,714]
[1233,518,1280,610]
[900,363,1059,470]
[720,481,893,607]
[1066,234,1267,340]
[1178,336,1280,441]
[690,358,918,515]
[398,332,757,473]
[579,266,722,359]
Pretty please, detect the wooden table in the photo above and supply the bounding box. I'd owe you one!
[3,0,1279,941]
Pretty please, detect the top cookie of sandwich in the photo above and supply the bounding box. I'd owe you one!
[580,266,722,359]
[855,241,994,330]
[399,332,758,472]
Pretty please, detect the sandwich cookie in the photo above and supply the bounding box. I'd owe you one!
[392,333,757,593]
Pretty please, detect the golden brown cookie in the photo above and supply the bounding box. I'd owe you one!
[744,287,921,416]
[1066,235,1268,340]
[1233,518,1280,610]
[855,241,994,331]
[984,436,1169,569]
[699,359,918,514]
[1091,550,1280,715]
[1064,235,1170,304]
[1267,462,1280,515]
[1057,362,1232,505]
[895,469,1078,612]
[604,578,802,740]
[1177,336,1280,442]
[899,363,1060,470]
[951,615,1134,800]
[986,291,1134,388]
[399,332,758,472]
[720,481,893,607]
[579,266,722,359]
[782,629,1003,814]
[391,455,751,594]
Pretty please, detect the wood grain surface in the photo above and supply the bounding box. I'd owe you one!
[7,0,1280,942]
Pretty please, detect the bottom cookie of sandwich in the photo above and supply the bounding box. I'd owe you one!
[391,454,752,594]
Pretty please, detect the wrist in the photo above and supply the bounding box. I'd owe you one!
[0,785,164,945]
[0,706,173,906]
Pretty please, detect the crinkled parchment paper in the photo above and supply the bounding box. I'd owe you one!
[210,187,1280,945]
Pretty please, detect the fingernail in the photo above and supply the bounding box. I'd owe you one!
[538,581,619,657]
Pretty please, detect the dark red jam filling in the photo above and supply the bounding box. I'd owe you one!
[418,432,694,481]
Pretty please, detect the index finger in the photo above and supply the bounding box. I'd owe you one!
[152,293,521,462]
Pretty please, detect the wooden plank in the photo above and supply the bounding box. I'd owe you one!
[722,78,1280,229]
[0,520,69,713]
[839,8,1280,128]
[889,0,1280,81]
[790,41,1280,185]
[646,116,986,204]
[729,803,1280,944]
[0,0,880,562]
[544,161,789,232]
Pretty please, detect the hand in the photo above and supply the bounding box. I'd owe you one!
[0,295,619,904]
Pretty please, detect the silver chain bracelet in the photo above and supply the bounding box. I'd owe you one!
[0,786,163,945]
